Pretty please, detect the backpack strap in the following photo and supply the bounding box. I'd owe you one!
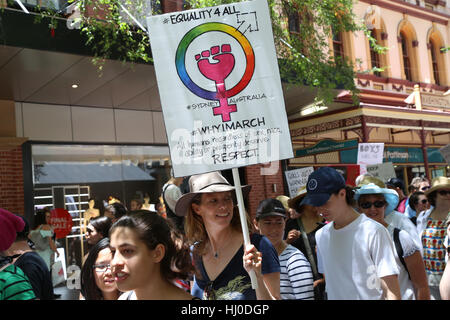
[296,218,320,280]
[393,228,411,280]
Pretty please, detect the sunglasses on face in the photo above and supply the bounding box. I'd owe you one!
[360,200,386,209]
[438,190,450,196]
[420,186,430,191]
[415,199,428,205]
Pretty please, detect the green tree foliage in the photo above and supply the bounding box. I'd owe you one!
[188,0,382,104]
[24,0,384,102]
[76,0,154,68]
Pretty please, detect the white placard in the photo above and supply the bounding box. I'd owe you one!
[284,167,314,198]
[147,0,293,177]
[440,144,450,164]
[365,162,396,183]
[357,143,384,165]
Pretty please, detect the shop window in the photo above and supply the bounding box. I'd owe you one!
[31,143,171,269]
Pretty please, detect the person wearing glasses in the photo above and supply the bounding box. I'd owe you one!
[80,238,120,300]
[110,212,195,300]
[355,183,430,300]
[302,167,401,300]
[175,171,280,300]
[404,177,430,219]
[416,176,450,300]
[407,192,429,226]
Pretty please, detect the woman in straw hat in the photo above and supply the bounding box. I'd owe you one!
[416,176,450,299]
[355,184,430,300]
[175,171,280,300]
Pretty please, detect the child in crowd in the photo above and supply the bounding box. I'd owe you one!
[255,198,314,300]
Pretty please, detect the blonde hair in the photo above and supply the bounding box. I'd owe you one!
[184,193,252,256]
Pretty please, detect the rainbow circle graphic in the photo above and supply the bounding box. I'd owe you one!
[175,22,255,101]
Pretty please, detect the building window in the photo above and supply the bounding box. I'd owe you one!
[400,32,412,81]
[369,29,381,77]
[332,30,344,59]
[287,11,300,33]
[429,40,440,85]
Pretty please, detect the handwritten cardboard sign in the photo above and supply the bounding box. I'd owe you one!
[357,143,384,165]
[365,162,396,183]
[440,144,450,164]
[284,167,314,198]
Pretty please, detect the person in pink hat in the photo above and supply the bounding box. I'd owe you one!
[0,208,36,300]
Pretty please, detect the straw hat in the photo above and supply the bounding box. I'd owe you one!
[287,186,307,210]
[275,195,290,211]
[425,176,450,196]
[174,171,251,217]
[357,176,385,188]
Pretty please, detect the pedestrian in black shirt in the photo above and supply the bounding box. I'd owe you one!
[4,214,54,300]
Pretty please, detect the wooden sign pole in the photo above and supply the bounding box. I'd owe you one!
[232,167,258,289]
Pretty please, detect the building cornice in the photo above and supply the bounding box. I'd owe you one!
[359,0,449,25]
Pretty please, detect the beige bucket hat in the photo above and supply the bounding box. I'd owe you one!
[425,176,450,196]
[174,171,251,217]
[287,186,307,210]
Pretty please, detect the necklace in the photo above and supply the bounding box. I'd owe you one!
[210,229,234,259]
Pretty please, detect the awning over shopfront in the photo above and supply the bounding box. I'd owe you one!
[35,162,157,184]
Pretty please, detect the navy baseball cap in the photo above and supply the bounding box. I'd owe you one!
[300,167,346,207]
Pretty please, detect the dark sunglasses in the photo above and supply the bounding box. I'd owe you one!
[360,200,386,209]
[415,199,428,205]
[420,186,430,191]
[438,190,450,196]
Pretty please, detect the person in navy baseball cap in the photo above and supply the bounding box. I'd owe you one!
[300,167,346,208]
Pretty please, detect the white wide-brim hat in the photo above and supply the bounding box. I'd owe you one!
[174,171,251,217]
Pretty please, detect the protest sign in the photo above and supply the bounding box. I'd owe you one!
[366,162,396,183]
[148,0,293,288]
[357,143,384,174]
[284,167,314,198]
[147,0,293,178]
[357,143,384,165]
[440,144,450,164]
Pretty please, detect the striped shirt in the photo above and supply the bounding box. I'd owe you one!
[279,244,314,300]
[0,264,36,300]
